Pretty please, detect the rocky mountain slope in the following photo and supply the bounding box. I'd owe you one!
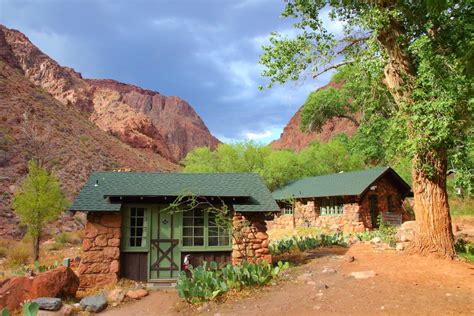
[0,24,220,239]
[0,25,219,162]
[0,58,177,238]
[271,84,358,151]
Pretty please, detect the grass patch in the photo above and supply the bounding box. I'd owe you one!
[458,252,474,262]
[53,231,83,248]
[450,198,474,217]
[4,242,31,268]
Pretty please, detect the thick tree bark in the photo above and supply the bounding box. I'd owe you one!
[411,152,455,257]
[377,20,455,258]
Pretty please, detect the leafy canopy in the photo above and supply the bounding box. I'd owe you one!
[13,160,69,238]
[182,140,365,191]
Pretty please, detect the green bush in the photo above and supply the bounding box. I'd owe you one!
[269,233,347,256]
[176,260,289,304]
[355,216,397,247]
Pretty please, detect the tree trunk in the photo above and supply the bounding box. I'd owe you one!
[378,19,455,258]
[410,152,455,257]
[33,234,40,261]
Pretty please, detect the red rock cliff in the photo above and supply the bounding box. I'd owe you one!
[0,24,219,162]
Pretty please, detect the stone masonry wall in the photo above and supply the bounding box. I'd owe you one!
[359,176,410,228]
[232,212,272,265]
[78,212,121,289]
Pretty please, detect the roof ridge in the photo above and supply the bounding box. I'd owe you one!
[294,166,390,182]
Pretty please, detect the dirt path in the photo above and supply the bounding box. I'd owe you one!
[103,244,474,315]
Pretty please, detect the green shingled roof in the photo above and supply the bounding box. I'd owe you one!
[272,167,411,200]
[70,172,279,213]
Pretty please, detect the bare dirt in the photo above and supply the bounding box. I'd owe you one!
[103,243,474,315]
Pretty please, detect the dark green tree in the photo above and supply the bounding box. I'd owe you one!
[260,0,473,257]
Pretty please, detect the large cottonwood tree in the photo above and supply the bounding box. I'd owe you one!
[260,0,473,257]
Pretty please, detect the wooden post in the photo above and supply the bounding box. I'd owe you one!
[292,198,296,228]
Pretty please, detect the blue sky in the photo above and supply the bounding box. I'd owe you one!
[0,0,339,144]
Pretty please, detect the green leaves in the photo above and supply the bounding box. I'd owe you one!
[269,233,348,256]
[176,260,289,304]
[12,160,68,239]
[22,302,39,316]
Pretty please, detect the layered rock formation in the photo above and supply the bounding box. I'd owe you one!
[271,83,358,151]
[0,49,175,239]
[0,25,219,162]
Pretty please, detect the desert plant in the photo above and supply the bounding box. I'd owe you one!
[269,233,347,256]
[22,301,39,316]
[54,232,82,246]
[4,242,31,268]
[176,260,289,304]
[12,160,69,260]
[1,307,10,316]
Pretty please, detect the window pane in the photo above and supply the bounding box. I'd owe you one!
[130,227,136,237]
[194,217,204,226]
[183,237,193,246]
[183,227,193,236]
[129,237,135,247]
[131,208,136,217]
[130,217,136,227]
[136,217,144,227]
[194,227,204,237]
[194,209,204,217]
[135,237,142,247]
[183,217,193,226]
[219,235,230,246]
[194,237,204,246]
[209,227,218,236]
[136,227,143,237]
[137,208,145,216]
[209,237,218,246]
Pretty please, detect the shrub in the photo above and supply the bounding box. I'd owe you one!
[5,243,31,268]
[54,232,82,245]
[355,216,397,247]
[269,233,347,256]
[176,260,289,304]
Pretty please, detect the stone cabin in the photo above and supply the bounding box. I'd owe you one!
[269,167,413,233]
[70,172,279,289]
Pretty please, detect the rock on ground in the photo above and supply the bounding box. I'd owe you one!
[350,271,377,279]
[107,288,126,303]
[0,266,79,310]
[80,294,108,313]
[32,297,62,311]
[126,289,148,299]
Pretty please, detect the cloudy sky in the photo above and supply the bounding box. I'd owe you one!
[0,0,338,144]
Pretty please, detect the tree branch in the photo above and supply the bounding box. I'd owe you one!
[337,36,370,54]
[312,60,354,79]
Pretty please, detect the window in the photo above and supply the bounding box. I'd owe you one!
[320,197,344,216]
[183,209,230,249]
[183,209,205,246]
[283,207,293,215]
[123,207,148,250]
[387,195,393,212]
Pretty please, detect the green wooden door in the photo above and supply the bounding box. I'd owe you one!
[149,208,182,280]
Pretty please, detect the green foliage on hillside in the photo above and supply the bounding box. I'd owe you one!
[183,139,366,190]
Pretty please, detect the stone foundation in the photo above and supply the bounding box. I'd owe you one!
[231,212,272,265]
[78,212,121,289]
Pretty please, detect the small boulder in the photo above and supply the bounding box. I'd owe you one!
[350,271,376,279]
[80,294,108,313]
[396,242,405,251]
[370,237,382,244]
[321,267,337,274]
[107,288,126,303]
[345,255,355,263]
[32,297,62,311]
[126,289,148,299]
